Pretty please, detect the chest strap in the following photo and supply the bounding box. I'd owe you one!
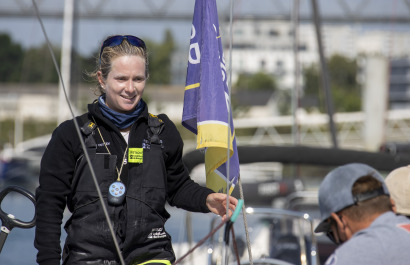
[147,113,164,146]
[80,114,164,148]
[80,119,97,148]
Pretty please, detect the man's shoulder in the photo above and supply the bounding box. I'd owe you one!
[327,238,383,265]
[329,215,410,264]
[371,212,410,233]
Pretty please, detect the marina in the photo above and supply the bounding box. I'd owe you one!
[1,0,410,264]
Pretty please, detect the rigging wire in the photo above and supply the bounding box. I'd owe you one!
[31,1,125,264]
[310,0,339,149]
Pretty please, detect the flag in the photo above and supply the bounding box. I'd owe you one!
[182,0,240,194]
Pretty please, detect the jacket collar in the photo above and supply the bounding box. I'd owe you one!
[87,99,149,131]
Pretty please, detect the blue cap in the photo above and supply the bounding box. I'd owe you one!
[314,163,389,233]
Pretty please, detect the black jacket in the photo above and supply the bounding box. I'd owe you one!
[35,101,213,265]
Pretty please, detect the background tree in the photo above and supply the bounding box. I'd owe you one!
[231,71,278,117]
[145,29,175,84]
[0,33,24,82]
[234,71,277,91]
[19,44,60,83]
[303,54,361,112]
[0,32,176,85]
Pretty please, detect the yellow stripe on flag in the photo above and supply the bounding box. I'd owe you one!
[185,83,200,91]
[197,122,234,149]
[198,122,236,194]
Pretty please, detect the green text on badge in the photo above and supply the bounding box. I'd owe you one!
[128,148,143,163]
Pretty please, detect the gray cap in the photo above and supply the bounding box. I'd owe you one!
[314,163,389,233]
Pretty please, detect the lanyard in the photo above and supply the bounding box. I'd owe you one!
[92,117,129,205]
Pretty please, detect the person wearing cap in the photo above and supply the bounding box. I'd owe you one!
[315,163,410,265]
[385,165,410,218]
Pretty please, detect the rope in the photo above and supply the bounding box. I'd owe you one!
[173,199,244,265]
[238,178,253,265]
[230,225,241,265]
[172,218,229,265]
[31,1,125,264]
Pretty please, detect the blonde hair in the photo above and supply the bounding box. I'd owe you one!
[88,37,149,95]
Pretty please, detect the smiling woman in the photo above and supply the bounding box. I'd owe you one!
[98,55,146,114]
[34,34,238,265]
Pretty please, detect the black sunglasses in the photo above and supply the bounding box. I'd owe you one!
[324,216,345,245]
[326,228,338,245]
[99,35,146,64]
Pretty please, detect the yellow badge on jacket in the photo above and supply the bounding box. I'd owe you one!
[128,148,143,163]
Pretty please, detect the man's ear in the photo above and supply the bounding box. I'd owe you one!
[390,198,397,213]
[330,212,352,242]
[330,212,344,228]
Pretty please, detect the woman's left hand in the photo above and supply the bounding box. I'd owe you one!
[206,193,239,221]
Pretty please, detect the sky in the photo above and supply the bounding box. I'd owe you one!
[1,0,409,56]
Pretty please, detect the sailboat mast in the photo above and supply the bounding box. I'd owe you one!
[58,0,74,124]
[310,0,339,148]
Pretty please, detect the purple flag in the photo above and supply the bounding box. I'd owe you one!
[182,0,240,194]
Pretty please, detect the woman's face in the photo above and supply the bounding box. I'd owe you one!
[98,55,146,113]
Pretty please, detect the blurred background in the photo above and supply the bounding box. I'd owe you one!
[2,0,410,190]
[0,0,410,264]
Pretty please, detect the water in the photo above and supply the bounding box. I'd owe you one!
[0,192,214,265]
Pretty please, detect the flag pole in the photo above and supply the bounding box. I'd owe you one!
[182,1,243,261]
[225,0,234,216]
[225,1,254,265]
[223,1,234,264]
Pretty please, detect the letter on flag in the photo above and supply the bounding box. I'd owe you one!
[182,0,240,194]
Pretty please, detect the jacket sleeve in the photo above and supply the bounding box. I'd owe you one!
[160,114,214,213]
[34,120,79,265]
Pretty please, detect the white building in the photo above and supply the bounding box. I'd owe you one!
[212,20,410,91]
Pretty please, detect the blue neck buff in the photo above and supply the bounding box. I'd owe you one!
[98,94,145,129]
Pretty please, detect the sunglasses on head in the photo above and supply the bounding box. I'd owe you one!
[99,35,146,64]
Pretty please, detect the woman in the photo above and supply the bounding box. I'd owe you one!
[34,35,238,265]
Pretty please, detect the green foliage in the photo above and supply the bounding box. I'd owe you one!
[234,71,277,91]
[72,48,98,85]
[303,65,320,97]
[303,54,361,112]
[0,119,56,148]
[19,44,60,83]
[145,29,176,84]
[276,89,292,115]
[332,84,361,112]
[0,31,176,85]
[0,34,24,82]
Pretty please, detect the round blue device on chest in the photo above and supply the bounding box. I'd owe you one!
[108,181,126,205]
